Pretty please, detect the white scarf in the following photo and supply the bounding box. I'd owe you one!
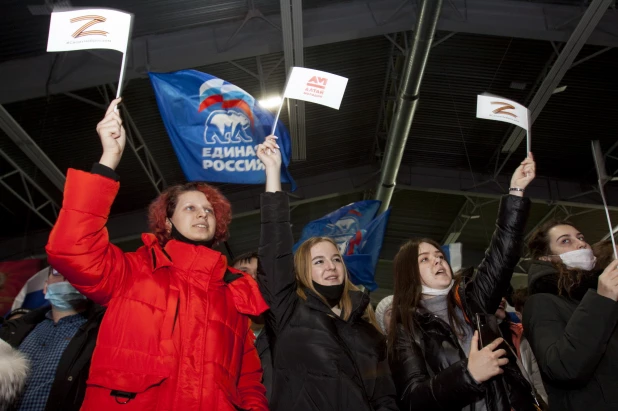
[421,279,455,296]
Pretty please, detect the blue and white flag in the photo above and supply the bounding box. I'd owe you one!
[294,200,390,291]
[149,70,295,188]
[441,243,462,272]
[10,268,49,312]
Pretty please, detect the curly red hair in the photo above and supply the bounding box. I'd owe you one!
[148,182,232,246]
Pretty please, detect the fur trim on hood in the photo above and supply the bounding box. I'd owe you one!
[0,339,29,409]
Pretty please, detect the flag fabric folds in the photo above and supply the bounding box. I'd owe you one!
[149,70,295,188]
[283,67,348,110]
[47,8,133,53]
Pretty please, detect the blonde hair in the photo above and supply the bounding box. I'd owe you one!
[294,236,380,329]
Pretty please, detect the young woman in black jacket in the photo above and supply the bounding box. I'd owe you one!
[255,136,399,411]
[525,220,618,411]
[388,155,540,411]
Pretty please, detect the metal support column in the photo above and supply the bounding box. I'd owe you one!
[0,105,65,191]
[0,147,60,227]
[375,0,443,214]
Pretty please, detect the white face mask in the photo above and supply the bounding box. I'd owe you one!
[422,280,455,296]
[558,248,596,271]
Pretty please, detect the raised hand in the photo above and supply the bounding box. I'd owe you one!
[597,258,618,301]
[256,135,282,193]
[96,98,126,170]
[510,152,536,196]
[467,331,509,383]
[256,136,281,171]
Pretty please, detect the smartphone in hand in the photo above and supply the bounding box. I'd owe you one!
[475,313,503,348]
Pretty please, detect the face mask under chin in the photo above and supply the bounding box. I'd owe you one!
[556,248,597,271]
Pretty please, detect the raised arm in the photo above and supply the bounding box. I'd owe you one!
[45,99,133,305]
[467,154,535,313]
[256,136,298,335]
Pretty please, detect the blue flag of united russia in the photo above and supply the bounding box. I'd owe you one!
[149,70,295,188]
[294,200,391,291]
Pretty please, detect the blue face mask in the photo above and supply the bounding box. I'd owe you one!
[44,282,87,311]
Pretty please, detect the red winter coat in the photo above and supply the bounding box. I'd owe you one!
[46,169,269,411]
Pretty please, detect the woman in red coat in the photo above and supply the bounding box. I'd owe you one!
[45,99,269,411]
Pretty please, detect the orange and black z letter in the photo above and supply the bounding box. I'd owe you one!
[70,15,109,38]
[490,101,517,118]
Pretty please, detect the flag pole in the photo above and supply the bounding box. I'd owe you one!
[598,180,618,260]
[592,140,618,260]
[115,52,128,99]
[271,98,285,135]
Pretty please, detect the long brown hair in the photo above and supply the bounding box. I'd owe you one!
[527,219,590,295]
[294,236,380,329]
[387,238,466,351]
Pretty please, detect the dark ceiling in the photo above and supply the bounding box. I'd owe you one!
[1,0,617,300]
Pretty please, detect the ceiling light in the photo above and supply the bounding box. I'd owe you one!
[258,96,283,110]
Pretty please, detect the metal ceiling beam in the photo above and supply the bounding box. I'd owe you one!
[280,0,306,160]
[396,163,618,212]
[494,0,614,175]
[0,147,60,227]
[441,197,498,244]
[0,105,65,191]
[2,0,618,104]
[0,165,378,260]
[375,0,443,214]
[3,161,618,260]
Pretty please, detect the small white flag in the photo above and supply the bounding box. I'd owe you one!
[476,94,530,132]
[477,93,531,154]
[283,67,348,110]
[47,8,132,54]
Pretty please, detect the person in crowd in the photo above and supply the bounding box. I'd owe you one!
[256,136,399,411]
[511,287,529,321]
[495,297,548,405]
[388,154,540,411]
[0,339,29,410]
[524,220,618,411]
[231,251,273,403]
[376,295,393,334]
[45,99,269,410]
[0,266,104,411]
[232,251,259,280]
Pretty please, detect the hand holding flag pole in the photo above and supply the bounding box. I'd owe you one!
[592,140,618,260]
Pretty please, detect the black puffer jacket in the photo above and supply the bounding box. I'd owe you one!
[0,303,105,411]
[255,327,273,403]
[258,191,398,411]
[389,195,538,411]
[523,261,618,411]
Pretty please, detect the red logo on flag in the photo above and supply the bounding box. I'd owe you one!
[304,76,328,98]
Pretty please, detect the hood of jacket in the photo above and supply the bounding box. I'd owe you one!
[528,260,600,300]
